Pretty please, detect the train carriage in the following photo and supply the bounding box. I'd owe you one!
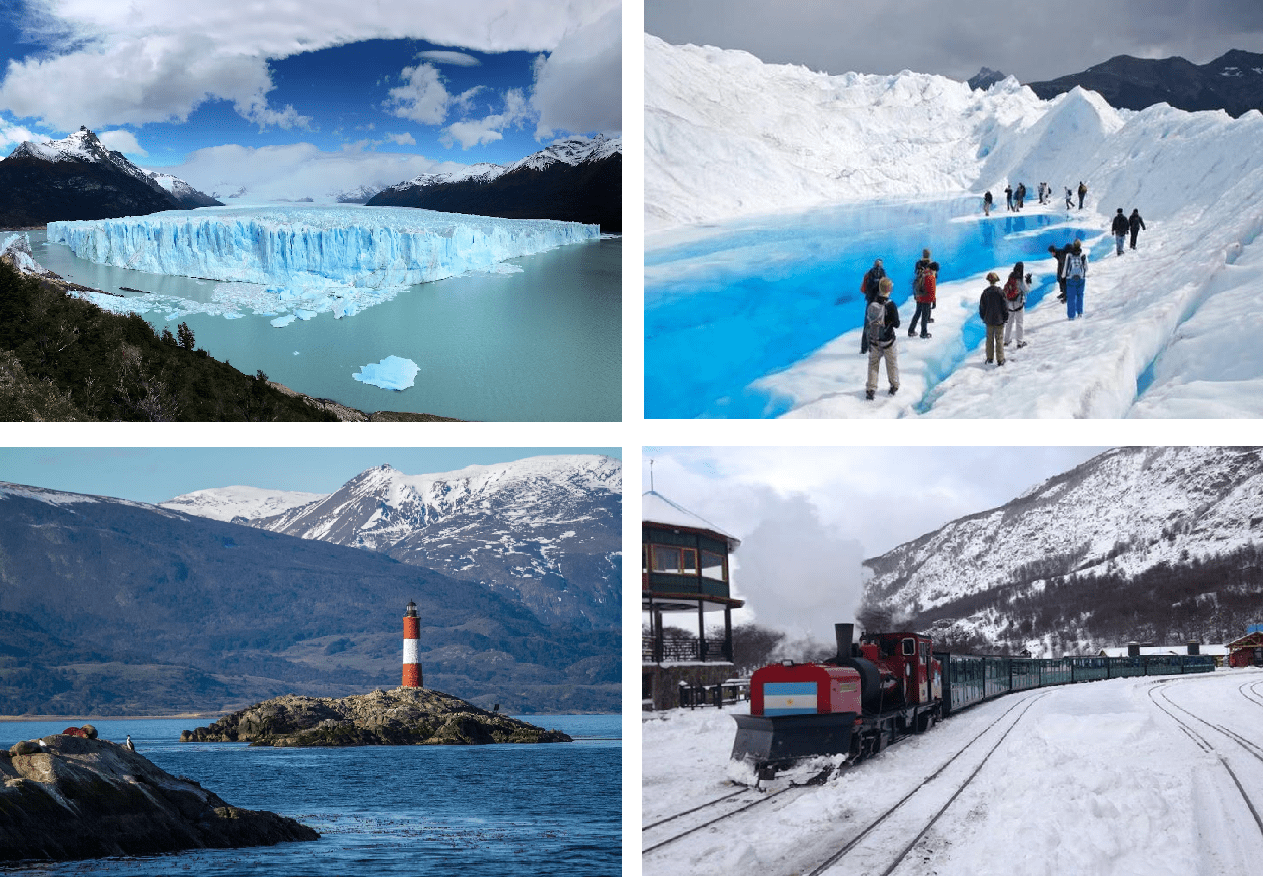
[735,626,1216,781]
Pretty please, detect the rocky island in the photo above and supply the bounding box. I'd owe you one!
[0,728,317,862]
[180,686,573,747]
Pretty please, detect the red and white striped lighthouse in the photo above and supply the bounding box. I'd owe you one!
[402,600,422,688]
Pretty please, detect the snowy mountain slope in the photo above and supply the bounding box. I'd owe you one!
[166,455,622,629]
[380,136,619,194]
[646,34,1263,418]
[369,135,621,231]
[146,171,222,208]
[0,127,186,226]
[159,485,325,522]
[861,447,1263,647]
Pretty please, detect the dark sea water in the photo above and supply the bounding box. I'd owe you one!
[0,715,620,876]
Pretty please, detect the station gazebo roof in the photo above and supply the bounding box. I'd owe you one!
[1227,631,1263,650]
[642,490,740,550]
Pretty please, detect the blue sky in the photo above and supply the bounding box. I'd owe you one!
[0,447,620,504]
[0,1,620,201]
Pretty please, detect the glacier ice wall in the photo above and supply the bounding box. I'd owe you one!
[48,205,599,293]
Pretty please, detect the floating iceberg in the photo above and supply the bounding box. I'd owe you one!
[47,205,599,323]
[353,355,420,391]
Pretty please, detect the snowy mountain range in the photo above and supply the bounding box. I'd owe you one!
[162,455,622,630]
[1027,49,1263,117]
[0,127,220,226]
[860,447,1263,654]
[368,134,621,232]
[0,471,620,714]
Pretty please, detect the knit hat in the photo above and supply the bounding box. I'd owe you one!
[986,272,1000,283]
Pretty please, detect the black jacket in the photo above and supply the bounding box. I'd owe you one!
[862,266,887,302]
[979,285,1008,325]
[1129,212,1145,232]
[1111,212,1129,235]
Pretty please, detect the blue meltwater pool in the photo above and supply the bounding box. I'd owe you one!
[645,196,1099,418]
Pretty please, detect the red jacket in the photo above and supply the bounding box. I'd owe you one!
[915,273,936,304]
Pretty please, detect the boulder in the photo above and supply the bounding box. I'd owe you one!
[0,734,317,862]
[181,686,572,747]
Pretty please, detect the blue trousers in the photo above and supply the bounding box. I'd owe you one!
[1115,233,1125,255]
[1065,277,1085,318]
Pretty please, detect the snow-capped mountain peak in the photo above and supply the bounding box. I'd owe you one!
[163,455,622,628]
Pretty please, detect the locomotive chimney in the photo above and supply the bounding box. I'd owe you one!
[835,623,855,660]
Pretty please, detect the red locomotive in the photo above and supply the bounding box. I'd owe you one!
[732,623,941,779]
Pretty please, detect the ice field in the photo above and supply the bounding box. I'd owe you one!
[645,35,1263,418]
[47,205,600,323]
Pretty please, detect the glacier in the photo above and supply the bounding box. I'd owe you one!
[645,34,1263,418]
[46,205,600,324]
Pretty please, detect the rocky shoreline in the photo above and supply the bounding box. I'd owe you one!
[0,728,317,862]
[181,687,573,747]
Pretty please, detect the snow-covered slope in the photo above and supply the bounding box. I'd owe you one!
[166,455,623,628]
[646,34,1263,234]
[380,135,620,195]
[159,486,325,522]
[146,171,221,208]
[862,447,1263,647]
[9,127,163,191]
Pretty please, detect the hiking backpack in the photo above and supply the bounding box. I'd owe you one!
[866,299,888,346]
[1003,275,1019,301]
[1065,252,1085,278]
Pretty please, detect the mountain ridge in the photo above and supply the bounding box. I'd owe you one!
[0,478,618,715]
[1026,49,1263,117]
[162,455,622,630]
[0,127,221,226]
[367,135,621,232]
[859,447,1263,654]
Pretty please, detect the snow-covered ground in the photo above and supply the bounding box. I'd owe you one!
[45,205,600,324]
[642,668,1263,875]
[644,35,1263,417]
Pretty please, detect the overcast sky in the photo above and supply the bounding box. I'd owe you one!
[0,0,620,200]
[0,447,619,505]
[645,0,1263,83]
[643,446,1106,643]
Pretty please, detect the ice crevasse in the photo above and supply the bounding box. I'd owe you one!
[47,205,600,292]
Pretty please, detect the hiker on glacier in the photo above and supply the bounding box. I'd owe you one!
[865,278,900,399]
[1111,208,1129,255]
[1060,240,1089,319]
[857,258,887,354]
[1002,262,1031,350]
[1129,209,1147,249]
[979,272,1009,366]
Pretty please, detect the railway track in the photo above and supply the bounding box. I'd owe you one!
[641,783,805,855]
[1146,678,1263,838]
[806,689,1049,876]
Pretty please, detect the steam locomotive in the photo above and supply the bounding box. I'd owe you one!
[731,624,940,780]
[731,622,1216,782]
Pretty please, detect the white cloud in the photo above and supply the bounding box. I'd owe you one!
[97,129,146,155]
[155,141,469,203]
[0,117,39,152]
[385,132,416,146]
[532,6,622,138]
[2,0,620,131]
[442,88,531,149]
[385,63,451,125]
[417,50,481,67]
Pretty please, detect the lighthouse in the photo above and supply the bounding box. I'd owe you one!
[402,600,422,688]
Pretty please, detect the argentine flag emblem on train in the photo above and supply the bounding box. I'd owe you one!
[762,682,818,715]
